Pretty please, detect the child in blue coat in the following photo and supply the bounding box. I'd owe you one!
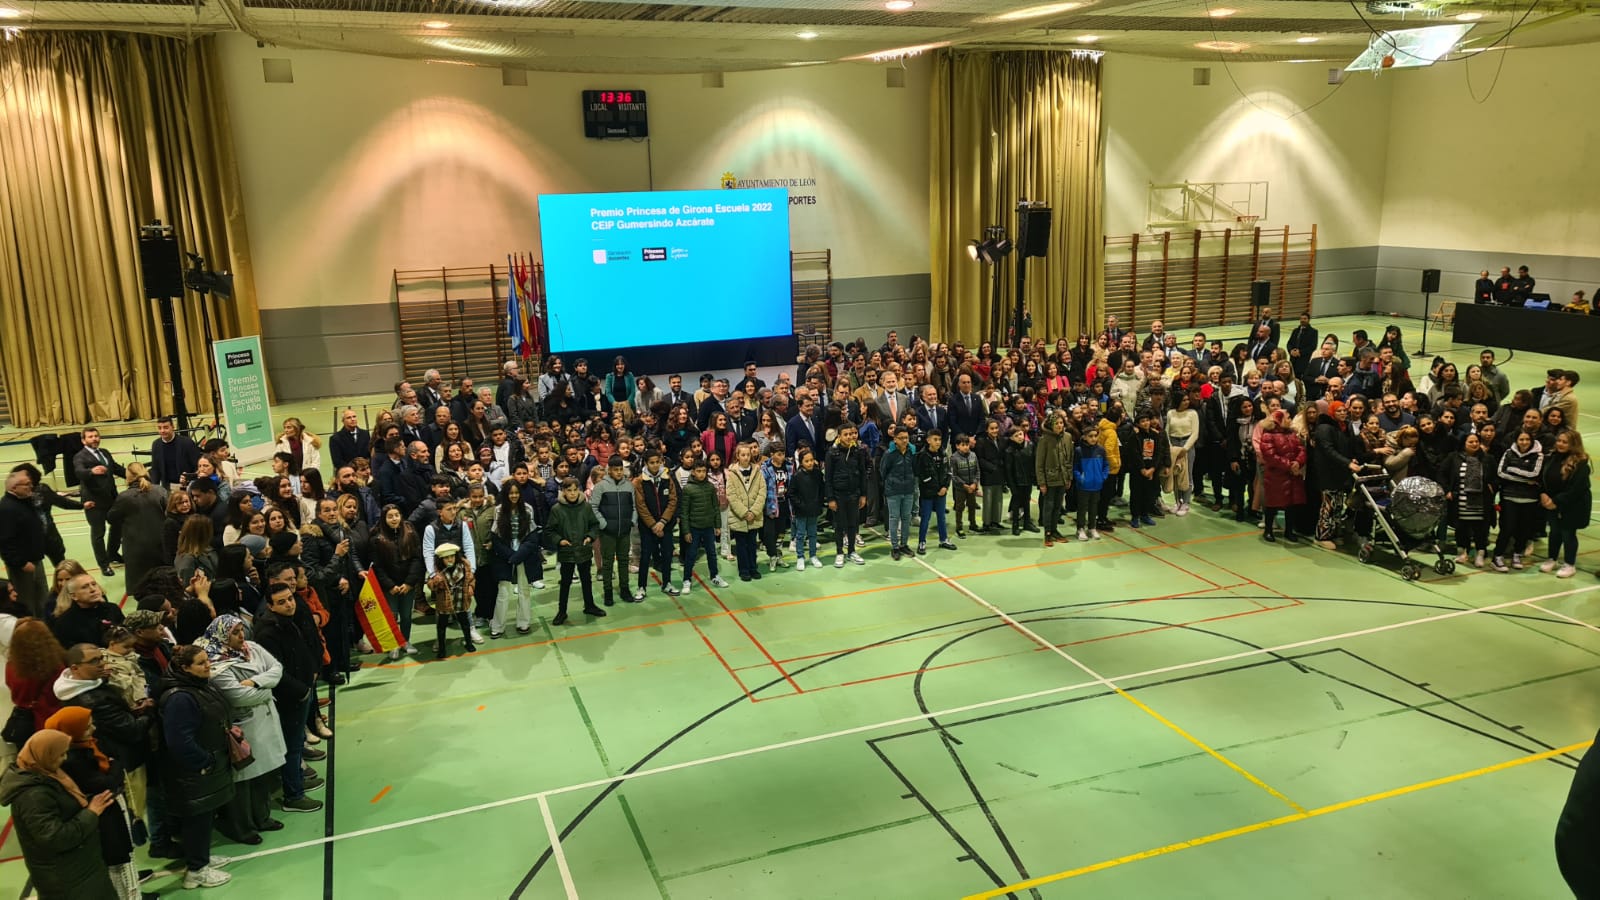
[1073,427,1110,540]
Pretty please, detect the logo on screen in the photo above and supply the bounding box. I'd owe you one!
[642,247,667,262]
[592,249,607,265]
[720,171,737,190]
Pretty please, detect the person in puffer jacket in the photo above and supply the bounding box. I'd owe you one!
[1490,430,1542,570]
[759,447,794,572]
[588,457,635,606]
[1072,427,1110,540]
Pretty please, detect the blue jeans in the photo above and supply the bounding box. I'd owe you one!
[918,496,948,543]
[793,516,819,558]
[887,493,916,548]
[279,692,312,800]
[685,526,719,579]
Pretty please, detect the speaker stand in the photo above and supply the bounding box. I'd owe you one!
[1419,291,1434,355]
[153,295,192,433]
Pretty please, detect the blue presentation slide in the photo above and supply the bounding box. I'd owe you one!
[537,188,792,353]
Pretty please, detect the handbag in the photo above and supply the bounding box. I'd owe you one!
[225,724,255,771]
[2,706,34,747]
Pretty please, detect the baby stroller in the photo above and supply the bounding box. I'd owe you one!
[1350,467,1455,581]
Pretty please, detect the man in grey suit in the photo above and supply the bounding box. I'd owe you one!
[71,427,124,577]
[875,372,912,425]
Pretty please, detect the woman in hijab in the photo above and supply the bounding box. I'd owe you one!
[0,729,118,899]
[199,615,287,846]
[44,708,139,899]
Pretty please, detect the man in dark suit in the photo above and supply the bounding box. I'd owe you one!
[449,378,477,424]
[914,385,949,438]
[697,379,730,431]
[418,369,448,417]
[71,427,124,576]
[875,372,912,425]
[1247,325,1277,366]
[328,408,371,472]
[662,374,693,410]
[1255,307,1280,347]
[786,395,825,458]
[948,373,986,439]
[1102,315,1126,348]
[1286,312,1319,378]
[1302,343,1339,403]
[1512,265,1536,306]
[726,392,759,443]
[148,416,201,488]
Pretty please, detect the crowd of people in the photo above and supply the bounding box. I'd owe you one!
[0,309,1594,894]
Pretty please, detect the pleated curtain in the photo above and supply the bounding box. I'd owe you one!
[0,32,259,427]
[930,49,1104,348]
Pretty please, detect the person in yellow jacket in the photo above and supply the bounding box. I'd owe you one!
[1096,411,1121,532]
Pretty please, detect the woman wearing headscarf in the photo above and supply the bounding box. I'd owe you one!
[155,645,233,888]
[199,615,286,846]
[44,708,139,899]
[0,729,118,899]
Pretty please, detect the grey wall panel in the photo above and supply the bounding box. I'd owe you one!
[261,305,404,401]
[1314,245,1379,317]
[832,273,930,346]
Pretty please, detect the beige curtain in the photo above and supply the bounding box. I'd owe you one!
[930,50,1103,348]
[0,32,259,428]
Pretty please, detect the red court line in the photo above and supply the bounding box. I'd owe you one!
[694,573,804,695]
[667,593,763,702]
[0,816,12,854]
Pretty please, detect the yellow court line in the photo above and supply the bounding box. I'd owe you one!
[963,739,1594,900]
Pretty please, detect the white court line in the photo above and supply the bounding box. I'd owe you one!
[1525,602,1600,634]
[223,583,1600,864]
[539,795,581,900]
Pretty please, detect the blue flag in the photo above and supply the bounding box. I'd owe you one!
[506,254,526,356]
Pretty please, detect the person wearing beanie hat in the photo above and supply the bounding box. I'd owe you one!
[427,542,476,659]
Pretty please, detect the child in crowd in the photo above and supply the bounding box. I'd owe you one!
[760,446,794,572]
[880,427,917,559]
[678,461,730,591]
[790,448,825,570]
[949,432,981,538]
[1004,426,1038,535]
[428,542,478,655]
[915,430,956,555]
[1073,426,1109,541]
[1130,409,1164,528]
[542,478,605,624]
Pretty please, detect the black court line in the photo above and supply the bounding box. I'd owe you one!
[508,594,1600,898]
[323,680,337,900]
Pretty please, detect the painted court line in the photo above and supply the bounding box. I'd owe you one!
[222,584,1600,865]
[1525,602,1600,634]
[962,738,1597,899]
[911,556,1307,816]
[538,795,581,900]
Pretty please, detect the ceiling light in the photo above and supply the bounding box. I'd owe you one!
[1295,36,1319,43]
[1208,7,1237,17]
[0,8,21,18]
[1195,40,1248,52]
[796,30,819,39]
[1455,11,1483,19]
[1075,34,1100,43]
[853,39,950,62]
[885,0,914,10]
[992,2,1080,21]
[422,20,452,29]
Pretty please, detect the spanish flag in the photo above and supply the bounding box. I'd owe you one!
[355,568,406,654]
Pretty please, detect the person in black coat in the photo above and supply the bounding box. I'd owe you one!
[0,471,50,617]
[974,421,1008,532]
[1310,401,1362,548]
[156,646,235,888]
[54,644,150,773]
[49,574,126,652]
[1285,313,1319,379]
[251,582,323,813]
[947,374,987,440]
[301,502,363,674]
[9,464,82,568]
[786,397,826,459]
[328,409,371,472]
[71,428,125,576]
[823,429,868,562]
[148,418,202,489]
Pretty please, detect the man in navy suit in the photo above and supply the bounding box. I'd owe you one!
[71,427,124,576]
[915,385,949,438]
[1255,307,1281,347]
[786,395,825,458]
[149,417,201,488]
[329,408,371,471]
[947,373,985,439]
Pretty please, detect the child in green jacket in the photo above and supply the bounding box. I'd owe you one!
[542,478,604,625]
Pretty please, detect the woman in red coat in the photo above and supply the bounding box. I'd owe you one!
[1257,409,1307,543]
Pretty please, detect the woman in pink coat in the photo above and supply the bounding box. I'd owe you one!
[1257,409,1307,543]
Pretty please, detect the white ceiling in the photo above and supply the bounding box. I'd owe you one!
[3,0,1597,72]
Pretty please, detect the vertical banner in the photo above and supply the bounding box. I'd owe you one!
[211,335,276,465]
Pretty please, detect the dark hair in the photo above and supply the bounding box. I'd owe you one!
[215,544,252,582]
[494,485,532,541]
[172,644,207,671]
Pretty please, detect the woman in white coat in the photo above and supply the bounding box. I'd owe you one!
[276,417,323,477]
[200,614,287,846]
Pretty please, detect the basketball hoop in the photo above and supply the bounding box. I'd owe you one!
[1235,214,1261,229]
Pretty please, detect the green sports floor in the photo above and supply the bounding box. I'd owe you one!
[2,314,1598,899]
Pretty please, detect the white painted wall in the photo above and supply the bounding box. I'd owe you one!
[1378,42,1600,259]
[216,33,931,311]
[1102,55,1394,250]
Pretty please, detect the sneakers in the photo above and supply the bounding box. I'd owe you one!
[469,628,485,643]
[768,556,777,572]
[1175,501,1189,517]
[1539,559,1559,573]
[1473,551,1486,569]
[1491,557,1509,572]
[631,588,646,602]
[660,583,680,597]
[1511,554,1525,570]
[1557,564,1577,579]
[385,649,401,662]
[795,557,806,571]
[710,576,730,588]
[917,542,927,556]
[1455,552,1469,564]
[938,541,958,551]
[849,553,866,565]
[302,747,327,761]
[1077,528,1089,542]
[184,866,232,889]
[835,554,845,568]
[1139,516,1156,527]
[891,547,902,561]
[281,796,323,813]
[402,644,418,656]
[532,580,546,590]
[1128,519,1140,530]
[1089,529,1100,540]
[680,579,692,594]
[810,557,823,570]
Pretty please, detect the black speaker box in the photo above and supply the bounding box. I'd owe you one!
[1021,208,1052,258]
[1421,268,1441,293]
[1250,280,1271,307]
[139,235,184,299]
